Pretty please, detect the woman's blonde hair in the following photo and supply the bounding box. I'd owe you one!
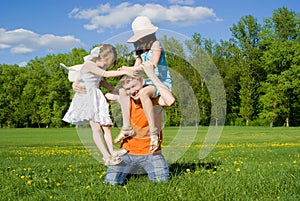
[92,44,117,67]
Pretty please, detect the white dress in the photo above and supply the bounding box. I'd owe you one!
[63,71,112,126]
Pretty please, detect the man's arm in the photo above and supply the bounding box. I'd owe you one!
[72,79,86,94]
[142,62,175,106]
[100,79,118,93]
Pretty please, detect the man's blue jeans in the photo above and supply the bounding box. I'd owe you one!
[105,152,169,185]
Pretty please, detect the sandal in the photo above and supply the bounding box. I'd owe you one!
[112,149,128,157]
[113,128,135,143]
[150,130,160,152]
[103,156,122,166]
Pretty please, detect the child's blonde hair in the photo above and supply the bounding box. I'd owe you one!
[92,44,117,67]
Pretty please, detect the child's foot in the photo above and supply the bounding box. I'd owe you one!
[150,130,160,152]
[112,149,128,157]
[113,127,135,143]
[103,156,122,166]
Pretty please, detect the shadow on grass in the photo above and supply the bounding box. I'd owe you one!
[121,160,222,185]
[169,160,222,176]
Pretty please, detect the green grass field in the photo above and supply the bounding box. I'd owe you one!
[0,127,299,201]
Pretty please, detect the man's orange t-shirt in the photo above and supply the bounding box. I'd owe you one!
[120,98,162,155]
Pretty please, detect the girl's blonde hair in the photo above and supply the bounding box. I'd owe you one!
[92,44,117,67]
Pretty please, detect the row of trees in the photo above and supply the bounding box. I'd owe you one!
[0,7,299,128]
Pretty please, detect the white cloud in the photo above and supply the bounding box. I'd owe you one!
[69,3,222,32]
[18,61,27,67]
[0,28,84,55]
[168,0,195,5]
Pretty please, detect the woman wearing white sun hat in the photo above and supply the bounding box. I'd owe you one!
[115,15,174,153]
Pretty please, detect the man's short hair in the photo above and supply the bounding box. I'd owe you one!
[119,73,143,87]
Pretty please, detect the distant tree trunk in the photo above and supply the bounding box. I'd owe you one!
[270,96,277,128]
[270,121,273,128]
[286,117,289,127]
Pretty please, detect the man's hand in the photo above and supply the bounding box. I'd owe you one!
[72,79,87,94]
[142,61,155,78]
[141,61,175,106]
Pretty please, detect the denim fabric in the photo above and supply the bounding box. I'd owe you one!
[105,152,169,185]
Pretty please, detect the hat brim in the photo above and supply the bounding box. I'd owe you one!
[127,27,158,43]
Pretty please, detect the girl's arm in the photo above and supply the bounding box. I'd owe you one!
[149,40,162,67]
[134,55,142,66]
[82,61,129,78]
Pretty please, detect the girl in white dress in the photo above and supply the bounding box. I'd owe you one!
[62,44,131,166]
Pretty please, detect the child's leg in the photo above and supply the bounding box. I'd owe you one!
[139,85,160,152]
[89,121,122,165]
[139,86,157,133]
[101,125,114,155]
[89,120,111,159]
[119,88,131,129]
[102,125,128,157]
[113,88,135,144]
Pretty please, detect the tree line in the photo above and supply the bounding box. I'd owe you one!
[0,7,299,128]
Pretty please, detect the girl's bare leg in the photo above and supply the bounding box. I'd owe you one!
[140,86,160,152]
[119,88,131,129]
[113,88,136,144]
[140,86,157,133]
[101,125,114,155]
[89,120,110,159]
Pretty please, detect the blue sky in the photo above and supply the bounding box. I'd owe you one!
[0,0,299,66]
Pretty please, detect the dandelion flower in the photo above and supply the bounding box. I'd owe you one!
[236,168,241,172]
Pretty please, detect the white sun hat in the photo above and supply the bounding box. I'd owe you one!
[127,16,158,43]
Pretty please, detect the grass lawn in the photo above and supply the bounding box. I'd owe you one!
[0,126,299,200]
